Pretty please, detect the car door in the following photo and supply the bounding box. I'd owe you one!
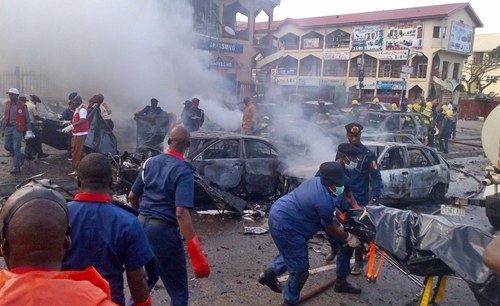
[243,139,281,198]
[378,146,411,202]
[407,147,438,200]
[191,139,245,195]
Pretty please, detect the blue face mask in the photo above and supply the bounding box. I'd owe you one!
[345,160,358,172]
[329,185,345,196]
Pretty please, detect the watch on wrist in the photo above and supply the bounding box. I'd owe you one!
[372,198,377,202]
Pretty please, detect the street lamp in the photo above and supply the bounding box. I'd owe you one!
[396,44,423,103]
[356,39,367,100]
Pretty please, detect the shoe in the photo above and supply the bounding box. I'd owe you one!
[258,268,283,293]
[282,301,296,306]
[333,279,362,294]
[350,261,364,275]
[10,168,21,174]
[25,155,35,160]
[68,171,77,176]
[38,153,49,158]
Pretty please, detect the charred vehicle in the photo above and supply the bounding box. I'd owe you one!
[282,141,450,205]
[362,132,422,144]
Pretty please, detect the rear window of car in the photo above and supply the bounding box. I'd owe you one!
[244,140,278,159]
[423,148,441,165]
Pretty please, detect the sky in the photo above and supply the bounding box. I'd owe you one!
[271,0,497,34]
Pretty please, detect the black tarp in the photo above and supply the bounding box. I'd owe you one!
[41,119,68,150]
[345,205,500,306]
[84,107,118,155]
[135,113,176,157]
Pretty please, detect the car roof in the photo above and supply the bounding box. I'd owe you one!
[303,101,334,106]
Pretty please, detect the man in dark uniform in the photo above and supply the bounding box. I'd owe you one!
[190,98,204,131]
[341,122,382,275]
[128,126,210,306]
[134,98,166,117]
[258,162,361,305]
[315,98,330,127]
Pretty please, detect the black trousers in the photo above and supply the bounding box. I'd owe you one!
[25,124,44,157]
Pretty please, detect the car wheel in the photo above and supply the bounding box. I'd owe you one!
[488,216,500,230]
[430,183,447,203]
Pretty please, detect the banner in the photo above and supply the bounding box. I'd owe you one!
[379,50,408,61]
[303,38,320,49]
[197,40,244,53]
[277,68,297,76]
[323,51,350,60]
[385,22,423,50]
[351,25,384,51]
[449,21,473,53]
[276,77,297,85]
[376,81,406,90]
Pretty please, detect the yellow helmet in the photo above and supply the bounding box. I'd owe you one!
[263,115,270,120]
[426,102,432,109]
[446,110,453,118]
[391,103,397,110]
[408,104,413,110]
[352,99,359,105]
[442,105,448,111]
[372,98,379,104]
[413,104,421,112]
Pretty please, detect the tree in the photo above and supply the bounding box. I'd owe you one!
[462,44,500,94]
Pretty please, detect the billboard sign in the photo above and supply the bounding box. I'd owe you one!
[303,38,320,49]
[323,51,350,60]
[276,77,297,86]
[277,68,297,76]
[379,50,408,61]
[351,25,384,51]
[449,21,473,53]
[197,40,244,53]
[376,81,406,90]
[385,22,423,50]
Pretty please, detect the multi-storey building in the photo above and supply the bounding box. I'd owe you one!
[256,3,483,106]
[463,33,500,96]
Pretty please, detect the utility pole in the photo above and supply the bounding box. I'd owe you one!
[400,48,410,102]
[358,39,366,101]
[396,43,423,104]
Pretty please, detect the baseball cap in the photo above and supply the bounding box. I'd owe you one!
[7,88,19,95]
[337,143,362,156]
[184,100,192,107]
[319,162,350,187]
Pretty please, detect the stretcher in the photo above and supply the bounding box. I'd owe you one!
[345,206,500,306]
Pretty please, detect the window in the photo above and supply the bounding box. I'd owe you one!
[244,140,278,159]
[380,148,405,170]
[407,148,431,167]
[417,64,427,78]
[433,27,440,38]
[382,64,392,78]
[202,139,240,159]
[452,63,460,80]
[323,60,348,77]
[424,149,441,166]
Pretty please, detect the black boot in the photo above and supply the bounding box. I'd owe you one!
[334,277,362,294]
[258,268,283,293]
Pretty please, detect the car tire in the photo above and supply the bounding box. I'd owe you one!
[488,216,500,230]
[430,183,447,203]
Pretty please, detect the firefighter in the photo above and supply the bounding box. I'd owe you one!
[315,98,330,127]
[350,99,359,117]
[253,115,274,136]
[368,98,382,111]
[421,102,435,146]
[391,103,398,111]
[439,110,453,153]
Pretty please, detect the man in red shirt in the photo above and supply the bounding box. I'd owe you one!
[62,95,89,176]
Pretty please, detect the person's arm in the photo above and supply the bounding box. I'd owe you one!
[344,191,360,208]
[103,103,112,115]
[24,105,32,131]
[324,223,348,240]
[484,235,500,274]
[73,108,87,127]
[126,267,151,305]
[128,191,140,209]
[176,206,195,241]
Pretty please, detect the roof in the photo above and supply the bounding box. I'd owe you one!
[473,33,500,52]
[255,3,483,31]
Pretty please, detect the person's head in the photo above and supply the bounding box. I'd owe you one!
[243,97,250,105]
[413,104,421,112]
[68,100,74,110]
[372,98,379,104]
[73,95,83,108]
[352,99,359,105]
[68,92,78,101]
[77,153,113,193]
[319,162,350,195]
[95,94,104,105]
[318,98,325,104]
[391,103,397,111]
[446,110,453,118]
[7,88,19,102]
[337,143,361,172]
[150,98,159,108]
[442,105,448,111]
[30,94,42,104]
[191,98,200,107]
[408,104,413,111]
[18,96,28,103]
[425,102,432,109]
[345,122,363,146]
[0,185,71,270]
[168,126,191,154]
[184,100,192,109]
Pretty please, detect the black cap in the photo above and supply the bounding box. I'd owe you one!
[345,122,363,134]
[68,92,78,100]
[319,162,350,187]
[151,98,159,104]
[184,100,192,107]
[337,143,361,156]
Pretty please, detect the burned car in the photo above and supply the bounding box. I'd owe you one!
[362,132,423,144]
[283,141,450,205]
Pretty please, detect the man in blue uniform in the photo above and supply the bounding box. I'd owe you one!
[62,153,153,306]
[258,162,361,306]
[134,98,166,117]
[128,126,210,306]
[340,122,382,275]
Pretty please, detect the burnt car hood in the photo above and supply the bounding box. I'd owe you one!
[345,206,500,306]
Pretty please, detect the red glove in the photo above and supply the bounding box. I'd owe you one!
[187,236,210,278]
[134,295,152,306]
[338,212,347,223]
[352,203,361,209]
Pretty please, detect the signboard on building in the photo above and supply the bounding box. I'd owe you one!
[356,80,376,89]
[351,25,384,51]
[379,50,408,61]
[197,40,244,54]
[401,65,414,74]
[321,79,346,86]
[385,22,423,50]
[323,51,350,60]
[210,60,236,69]
[276,77,297,86]
[298,78,321,86]
[303,38,320,49]
[449,21,473,53]
[376,81,406,90]
[277,68,297,76]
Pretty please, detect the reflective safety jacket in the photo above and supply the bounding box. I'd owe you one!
[420,107,434,128]
[0,266,116,305]
[242,102,256,129]
[315,105,330,125]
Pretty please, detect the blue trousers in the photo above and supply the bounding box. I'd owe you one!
[269,214,309,305]
[329,193,355,278]
[141,218,188,306]
[3,126,25,169]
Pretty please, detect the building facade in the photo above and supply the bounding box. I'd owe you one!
[257,3,483,106]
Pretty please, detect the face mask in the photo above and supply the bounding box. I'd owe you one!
[329,185,345,196]
[345,160,358,172]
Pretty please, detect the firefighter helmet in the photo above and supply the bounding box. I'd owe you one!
[391,103,397,110]
[413,104,421,112]
[426,102,432,109]
[446,110,453,118]
[352,99,359,105]
[372,98,379,104]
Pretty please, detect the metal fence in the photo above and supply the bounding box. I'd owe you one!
[0,66,59,97]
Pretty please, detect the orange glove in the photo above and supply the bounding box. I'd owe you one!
[134,295,152,306]
[187,236,210,278]
[352,203,361,209]
[338,212,347,223]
